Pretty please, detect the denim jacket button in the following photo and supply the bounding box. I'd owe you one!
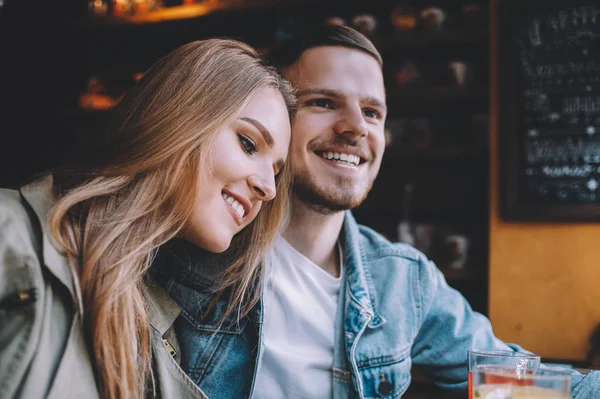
[378,380,393,396]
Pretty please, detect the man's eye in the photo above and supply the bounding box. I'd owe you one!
[306,98,334,109]
[238,133,257,154]
[364,108,382,120]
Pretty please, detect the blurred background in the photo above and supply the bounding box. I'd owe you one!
[1,1,599,397]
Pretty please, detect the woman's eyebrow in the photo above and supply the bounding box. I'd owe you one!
[239,117,285,175]
[240,117,273,147]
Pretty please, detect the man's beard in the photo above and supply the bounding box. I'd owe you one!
[293,170,372,215]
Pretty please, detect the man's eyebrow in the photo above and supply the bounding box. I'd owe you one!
[297,88,387,112]
[240,117,273,147]
[364,96,387,113]
[296,88,342,99]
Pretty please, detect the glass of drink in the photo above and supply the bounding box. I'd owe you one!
[471,364,571,398]
[468,349,541,399]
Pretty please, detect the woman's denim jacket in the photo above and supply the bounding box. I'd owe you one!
[151,212,600,399]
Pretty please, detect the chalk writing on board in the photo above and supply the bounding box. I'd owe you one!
[515,4,600,204]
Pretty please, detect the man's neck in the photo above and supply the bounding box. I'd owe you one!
[281,199,345,277]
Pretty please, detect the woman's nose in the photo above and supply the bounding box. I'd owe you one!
[247,174,276,201]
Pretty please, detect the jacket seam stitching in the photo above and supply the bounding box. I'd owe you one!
[177,306,246,335]
[356,348,412,369]
[196,332,225,380]
[363,251,420,263]
[415,260,423,328]
[358,239,379,318]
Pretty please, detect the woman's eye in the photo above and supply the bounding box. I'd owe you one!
[364,108,382,120]
[238,133,257,155]
[306,98,334,109]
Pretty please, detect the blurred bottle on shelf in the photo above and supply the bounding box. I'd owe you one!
[78,76,121,111]
[391,3,418,33]
[323,16,347,27]
[110,0,162,17]
[392,59,421,87]
[420,7,446,31]
[352,14,378,39]
[87,0,109,17]
[444,234,470,269]
[111,0,134,16]
[448,60,470,87]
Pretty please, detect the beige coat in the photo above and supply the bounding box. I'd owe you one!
[0,176,207,399]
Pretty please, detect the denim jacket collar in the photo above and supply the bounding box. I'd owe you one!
[341,211,386,328]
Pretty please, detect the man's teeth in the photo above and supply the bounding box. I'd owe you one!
[222,192,245,218]
[320,152,360,166]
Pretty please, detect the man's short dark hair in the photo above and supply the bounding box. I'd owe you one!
[267,25,383,69]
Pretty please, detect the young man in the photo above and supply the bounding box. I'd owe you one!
[250,25,600,398]
[152,26,599,399]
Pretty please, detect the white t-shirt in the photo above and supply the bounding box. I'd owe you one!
[254,235,343,399]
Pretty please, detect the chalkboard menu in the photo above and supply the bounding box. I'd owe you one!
[500,0,600,221]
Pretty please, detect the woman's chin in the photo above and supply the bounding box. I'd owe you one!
[208,244,230,254]
[181,232,232,254]
[201,237,233,254]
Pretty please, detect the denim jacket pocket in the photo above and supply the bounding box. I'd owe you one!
[357,347,412,399]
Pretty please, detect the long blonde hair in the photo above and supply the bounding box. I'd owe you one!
[48,39,295,399]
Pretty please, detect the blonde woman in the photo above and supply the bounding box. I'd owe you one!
[0,38,295,399]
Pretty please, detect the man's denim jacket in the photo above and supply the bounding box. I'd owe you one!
[151,212,600,398]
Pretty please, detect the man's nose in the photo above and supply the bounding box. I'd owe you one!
[333,105,368,137]
[247,173,276,201]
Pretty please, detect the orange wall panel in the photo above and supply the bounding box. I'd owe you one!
[488,0,600,361]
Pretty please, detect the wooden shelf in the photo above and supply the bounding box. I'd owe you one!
[375,29,488,52]
[353,208,489,228]
[385,145,488,163]
[82,0,316,25]
[387,86,489,105]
